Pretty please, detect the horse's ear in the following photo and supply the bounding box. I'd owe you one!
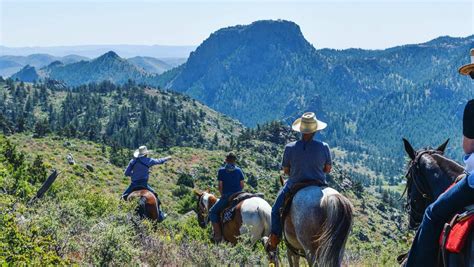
[279,175,285,186]
[403,138,416,160]
[205,187,210,193]
[193,189,202,196]
[437,139,450,153]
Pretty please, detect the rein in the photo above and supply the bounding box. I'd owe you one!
[404,149,442,228]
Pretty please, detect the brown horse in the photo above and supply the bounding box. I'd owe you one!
[194,190,272,245]
[266,177,353,267]
[127,189,161,221]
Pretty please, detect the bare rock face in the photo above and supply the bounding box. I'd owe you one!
[66,153,75,165]
[85,163,94,172]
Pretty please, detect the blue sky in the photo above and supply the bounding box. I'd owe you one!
[0,0,472,49]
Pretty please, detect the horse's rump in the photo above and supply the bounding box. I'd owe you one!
[285,186,353,266]
[128,189,159,220]
[222,197,272,245]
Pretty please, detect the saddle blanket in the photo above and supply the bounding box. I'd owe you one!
[222,192,263,224]
[439,213,474,253]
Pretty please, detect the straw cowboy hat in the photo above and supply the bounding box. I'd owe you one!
[291,112,327,134]
[134,145,152,158]
[459,48,474,78]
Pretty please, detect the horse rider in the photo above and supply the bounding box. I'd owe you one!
[405,48,474,266]
[122,146,172,216]
[266,112,332,252]
[209,152,245,243]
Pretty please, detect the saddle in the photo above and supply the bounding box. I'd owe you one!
[438,173,474,266]
[122,185,160,204]
[221,191,264,224]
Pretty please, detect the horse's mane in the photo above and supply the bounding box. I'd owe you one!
[430,153,465,181]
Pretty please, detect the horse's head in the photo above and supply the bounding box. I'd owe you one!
[402,138,462,229]
[193,189,213,228]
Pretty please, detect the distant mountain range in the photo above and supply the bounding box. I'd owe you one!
[0,54,88,77]
[0,44,195,58]
[2,52,187,78]
[11,51,157,85]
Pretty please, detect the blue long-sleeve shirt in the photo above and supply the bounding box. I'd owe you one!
[124,157,168,183]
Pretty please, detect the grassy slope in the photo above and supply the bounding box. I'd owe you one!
[4,133,411,265]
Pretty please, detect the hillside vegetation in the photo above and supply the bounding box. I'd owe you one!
[0,126,410,265]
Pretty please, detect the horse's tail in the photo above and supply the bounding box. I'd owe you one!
[313,193,353,267]
[137,196,147,218]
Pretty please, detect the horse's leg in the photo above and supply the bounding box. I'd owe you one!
[286,248,300,267]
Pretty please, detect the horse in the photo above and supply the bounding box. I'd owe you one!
[266,177,353,267]
[126,189,162,221]
[193,189,272,245]
[402,138,474,266]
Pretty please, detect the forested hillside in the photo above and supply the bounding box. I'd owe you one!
[0,79,241,157]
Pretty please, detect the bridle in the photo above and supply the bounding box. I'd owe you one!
[403,149,441,228]
[196,193,210,226]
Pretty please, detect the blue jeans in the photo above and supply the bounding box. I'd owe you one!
[407,176,474,266]
[209,195,230,223]
[271,182,292,237]
[122,180,157,198]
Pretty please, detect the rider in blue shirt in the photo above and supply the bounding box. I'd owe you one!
[122,145,171,199]
[406,51,474,266]
[266,112,332,253]
[209,152,245,243]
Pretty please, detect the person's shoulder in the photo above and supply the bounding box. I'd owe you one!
[218,166,226,172]
[285,141,297,148]
[313,140,330,148]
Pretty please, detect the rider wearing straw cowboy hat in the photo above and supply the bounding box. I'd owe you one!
[405,49,474,266]
[122,145,172,200]
[266,112,332,252]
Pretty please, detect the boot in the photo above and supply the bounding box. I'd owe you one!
[211,222,223,243]
[266,233,280,252]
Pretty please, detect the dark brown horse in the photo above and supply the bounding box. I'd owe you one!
[402,138,474,266]
[127,189,161,221]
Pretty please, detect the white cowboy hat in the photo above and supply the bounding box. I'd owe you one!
[133,145,152,158]
[291,112,327,134]
[459,48,474,76]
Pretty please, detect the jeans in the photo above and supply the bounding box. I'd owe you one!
[407,176,474,266]
[271,182,292,237]
[209,195,230,223]
[122,180,157,198]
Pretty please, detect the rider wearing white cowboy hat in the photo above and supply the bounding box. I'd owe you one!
[405,49,474,266]
[122,145,172,202]
[266,112,332,252]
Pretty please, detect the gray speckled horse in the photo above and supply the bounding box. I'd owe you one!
[266,178,354,267]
